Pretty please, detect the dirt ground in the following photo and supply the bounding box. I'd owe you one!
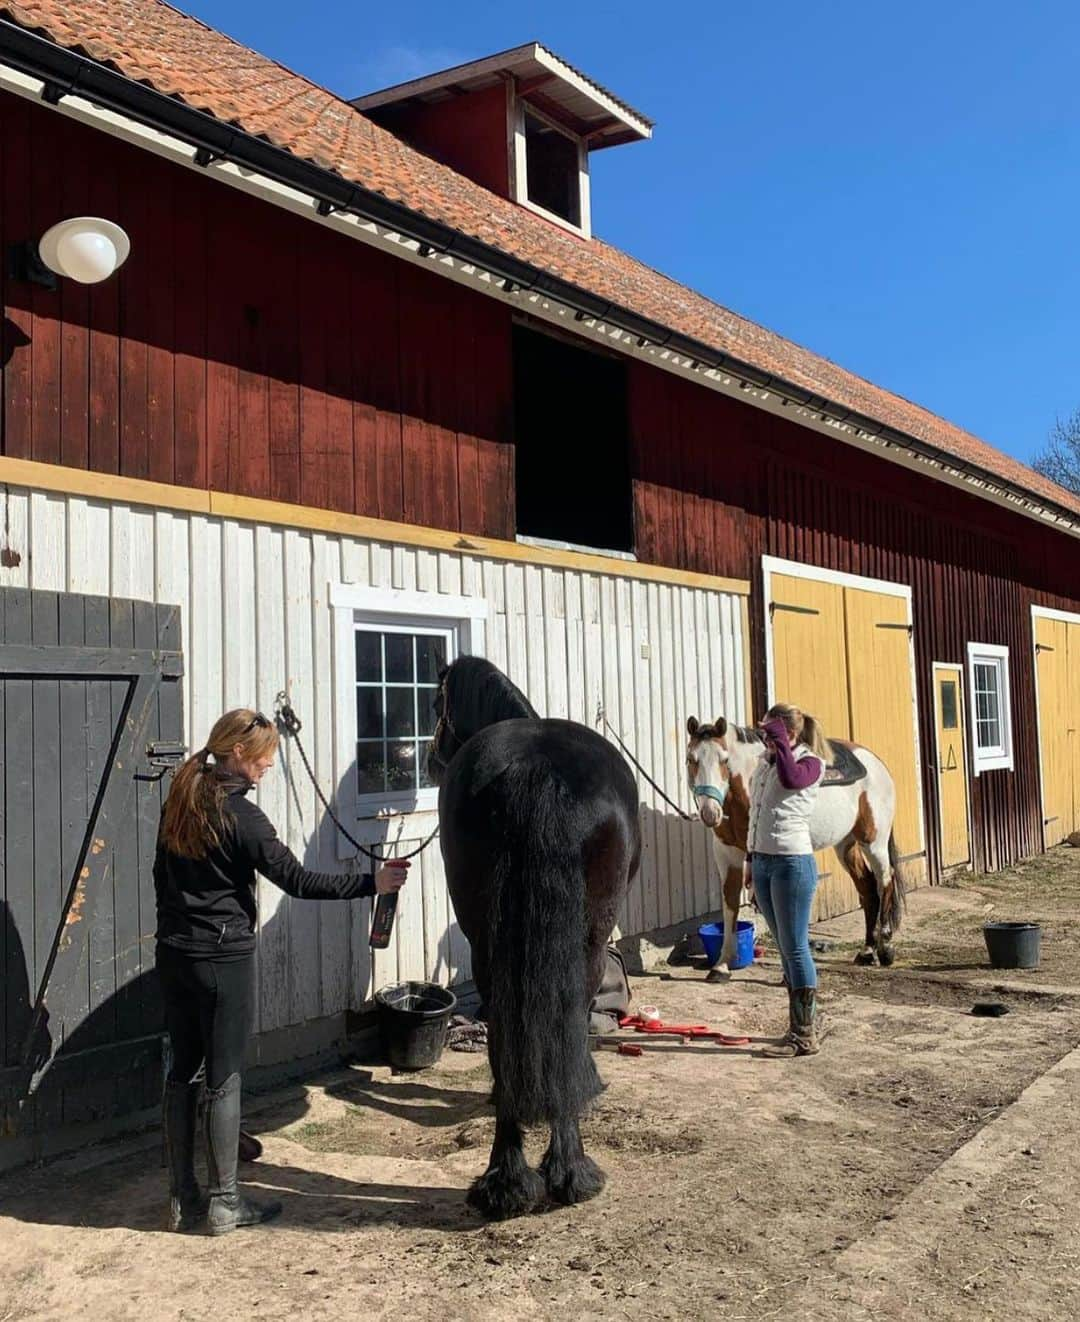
[5,850,1080,1321]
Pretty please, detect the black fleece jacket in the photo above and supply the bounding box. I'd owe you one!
[154,779,374,957]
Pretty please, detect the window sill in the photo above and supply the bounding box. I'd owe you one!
[972,754,1014,777]
[515,533,636,563]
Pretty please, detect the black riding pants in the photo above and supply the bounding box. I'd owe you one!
[155,943,254,1089]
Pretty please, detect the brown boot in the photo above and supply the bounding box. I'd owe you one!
[761,988,819,1058]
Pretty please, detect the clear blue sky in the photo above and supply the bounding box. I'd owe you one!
[188,0,1080,467]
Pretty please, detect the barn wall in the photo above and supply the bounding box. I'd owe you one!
[0,474,749,1043]
[629,362,1080,877]
[0,91,515,538]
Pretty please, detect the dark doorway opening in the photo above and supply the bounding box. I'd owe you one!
[512,325,634,554]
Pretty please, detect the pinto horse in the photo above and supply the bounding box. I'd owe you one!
[428,657,641,1220]
[685,716,905,972]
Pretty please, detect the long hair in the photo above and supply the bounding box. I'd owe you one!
[160,709,278,859]
[765,702,833,764]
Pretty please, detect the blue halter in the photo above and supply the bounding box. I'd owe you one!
[693,782,728,808]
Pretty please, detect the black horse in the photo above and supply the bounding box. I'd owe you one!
[428,656,641,1220]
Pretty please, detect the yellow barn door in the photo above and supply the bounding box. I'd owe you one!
[933,665,971,870]
[769,573,854,918]
[769,568,924,919]
[1035,614,1075,847]
[845,590,926,888]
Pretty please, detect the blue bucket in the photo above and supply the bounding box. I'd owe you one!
[698,920,756,970]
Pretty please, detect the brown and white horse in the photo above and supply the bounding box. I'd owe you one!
[685,716,906,973]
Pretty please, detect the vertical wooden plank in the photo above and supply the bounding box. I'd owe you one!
[205,220,238,492]
[312,534,351,1014]
[28,492,66,591]
[118,162,149,478]
[29,592,61,1000]
[253,523,288,1039]
[107,598,139,1049]
[172,173,208,490]
[267,212,300,505]
[59,128,90,471]
[221,521,256,708]
[3,96,33,460]
[129,600,160,1056]
[29,109,62,467]
[235,220,271,499]
[297,242,332,513]
[87,134,121,474]
[3,590,34,1071]
[187,514,223,745]
[145,158,176,485]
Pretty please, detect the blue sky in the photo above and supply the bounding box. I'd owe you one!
[188,0,1080,467]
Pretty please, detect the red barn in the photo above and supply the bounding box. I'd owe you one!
[1,3,1079,1163]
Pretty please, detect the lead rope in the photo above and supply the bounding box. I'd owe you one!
[595,703,695,822]
[274,692,440,863]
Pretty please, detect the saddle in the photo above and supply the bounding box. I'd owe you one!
[821,741,866,788]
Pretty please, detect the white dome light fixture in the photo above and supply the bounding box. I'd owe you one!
[38,217,130,285]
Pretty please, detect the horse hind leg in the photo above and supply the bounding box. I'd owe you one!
[540,1115,605,1207]
[468,1111,544,1221]
[837,835,878,966]
[864,834,897,966]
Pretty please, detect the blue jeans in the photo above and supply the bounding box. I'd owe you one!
[752,854,818,989]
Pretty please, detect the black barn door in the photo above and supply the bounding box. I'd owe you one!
[0,588,184,1168]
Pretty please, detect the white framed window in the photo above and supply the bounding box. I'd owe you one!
[966,642,1014,775]
[331,585,487,847]
[511,99,591,237]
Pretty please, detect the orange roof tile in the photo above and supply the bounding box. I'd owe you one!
[2,0,1075,520]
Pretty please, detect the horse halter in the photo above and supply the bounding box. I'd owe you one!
[693,782,729,809]
[429,680,464,771]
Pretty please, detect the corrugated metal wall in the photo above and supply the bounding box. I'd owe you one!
[0,481,749,1039]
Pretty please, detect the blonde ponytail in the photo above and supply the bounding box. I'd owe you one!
[765,702,834,765]
[160,709,278,859]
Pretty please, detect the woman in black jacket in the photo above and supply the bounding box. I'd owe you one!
[155,708,408,1235]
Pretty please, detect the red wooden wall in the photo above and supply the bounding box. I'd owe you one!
[0,91,515,538]
[365,83,511,199]
[629,360,1080,877]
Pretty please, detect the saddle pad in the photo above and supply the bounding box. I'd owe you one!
[822,741,867,788]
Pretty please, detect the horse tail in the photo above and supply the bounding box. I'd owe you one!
[487,761,600,1128]
[883,831,907,931]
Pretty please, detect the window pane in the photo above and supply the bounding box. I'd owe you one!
[385,634,413,683]
[385,687,416,738]
[940,681,958,730]
[356,742,386,794]
[416,635,448,684]
[417,685,439,737]
[356,687,383,740]
[386,740,417,791]
[355,630,381,682]
[418,741,435,789]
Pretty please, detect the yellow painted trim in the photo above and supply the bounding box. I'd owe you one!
[0,456,751,597]
[0,456,210,514]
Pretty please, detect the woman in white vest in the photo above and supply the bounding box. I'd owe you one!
[745,703,830,1057]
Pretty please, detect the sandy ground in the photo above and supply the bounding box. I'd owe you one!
[4,850,1080,1321]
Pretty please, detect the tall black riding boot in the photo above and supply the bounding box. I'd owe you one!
[163,1080,208,1232]
[205,1073,282,1235]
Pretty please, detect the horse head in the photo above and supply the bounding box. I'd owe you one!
[685,715,765,832]
[427,656,537,783]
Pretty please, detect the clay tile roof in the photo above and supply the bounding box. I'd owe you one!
[3,0,1076,520]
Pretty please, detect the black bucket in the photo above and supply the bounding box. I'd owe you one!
[374,980,457,1071]
[983,922,1041,970]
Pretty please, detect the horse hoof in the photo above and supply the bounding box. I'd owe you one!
[706,964,732,983]
[467,1166,544,1221]
[877,946,896,967]
[540,1153,606,1207]
[853,950,876,966]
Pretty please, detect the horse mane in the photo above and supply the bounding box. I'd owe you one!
[442,656,537,738]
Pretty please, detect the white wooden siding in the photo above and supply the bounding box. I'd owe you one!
[1,483,749,1038]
